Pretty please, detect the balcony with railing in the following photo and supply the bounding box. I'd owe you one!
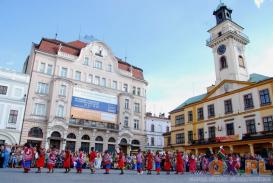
[68,118,119,131]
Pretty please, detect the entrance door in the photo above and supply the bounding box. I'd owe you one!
[27,140,42,148]
[66,141,76,152]
[119,145,128,154]
[50,139,61,150]
[81,142,90,153]
[95,143,103,152]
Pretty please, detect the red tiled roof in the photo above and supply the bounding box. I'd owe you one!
[35,38,144,80]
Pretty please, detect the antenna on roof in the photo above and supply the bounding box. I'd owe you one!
[55,25,59,40]
[78,25,82,40]
[124,48,128,62]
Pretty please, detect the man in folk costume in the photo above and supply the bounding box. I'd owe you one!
[47,146,57,173]
[22,143,33,173]
[117,148,125,175]
[202,155,209,174]
[226,155,237,175]
[136,149,144,175]
[35,144,45,173]
[103,150,112,174]
[217,146,227,173]
[89,147,97,174]
[146,150,153,175]
[154,151,161,175]
[63,146,71,173]
[164,151,171,174]
[76,148,84,173]
[189,154,196,174]
[175,150,184,174]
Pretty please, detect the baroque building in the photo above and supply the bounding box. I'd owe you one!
[164,3,272,156]
[21,38,147,153]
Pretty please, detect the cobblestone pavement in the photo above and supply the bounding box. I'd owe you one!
[0,168,272,183]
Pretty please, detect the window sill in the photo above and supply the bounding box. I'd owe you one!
[244,106,254,110]
[225,111,233,115]
[208,115,215,119]
[260,103,271,107]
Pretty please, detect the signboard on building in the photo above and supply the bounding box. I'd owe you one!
[215,134,240,142]
[71,87,117,123]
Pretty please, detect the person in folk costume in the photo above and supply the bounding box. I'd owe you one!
[103,150,112,174]
[63,146,71,173]
[146,150,153,175]
[227,155,237,175]
[232,154,240,175]
[154,151,161,175]
[117,148,125,175]
[189,154,196,174]
[217,146,227,173]
[47,146,57,173]
[76,148,84,173]
[89,147,97,174]
[202,155,209,174]
[35,144,45,173]
[164,151,171,174]
[136,149,144,175]
[175,150,184,174]
[22,143,33,173]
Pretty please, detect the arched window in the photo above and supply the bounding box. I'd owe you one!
[67,133,76,139]
[28,127,43,138]
[131,140,140,145]
[51,131,61,138]
[81,135,90,140]
[120,138,127,144]
[95,136,103,141]
[238,55,245,68]
[108,137,116,143]
[151,124,155,132]
[220,56,228,70]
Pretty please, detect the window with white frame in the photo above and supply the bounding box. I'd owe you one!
[75,71,81,81]
[132,86,136,95]
[36,82,49,94]
[134,119,139,129]
[59,85,66,96]
[46,64,53,75]
[123,84,128,92]
[95,60,102,69]
[83,57,89,65]
[137,88,141,96]
[124,116,129,127]
[101,78,106,87]
[88,74,93,83]
[8,110,18,124]
[107,64,112,72]
[0,85,8,95]
[39,63,46,73]
[94,76,100,85]
[112,81,117,89]
[134,103,140,113]
[125,99,129,109]
[57,104,65,118]
[34,103,46,116]
[60,67,68,78]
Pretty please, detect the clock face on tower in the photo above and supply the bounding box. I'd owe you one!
[217,44,226,55]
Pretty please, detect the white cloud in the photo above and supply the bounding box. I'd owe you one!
[5,61,14,66]
[254,0,264,8]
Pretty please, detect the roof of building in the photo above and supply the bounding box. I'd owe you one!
[34,38,144,80]
[171,73,272,113]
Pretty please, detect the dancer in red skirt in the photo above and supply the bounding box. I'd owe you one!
[164,151,171,174]
[146,150,153,175]
[35,145,45,173]
[89,147,97,174]
[189,154,196,174]
[47,146,57,173]
[117,148,125,175]
[63,146,71,173]
[175,150,184,174]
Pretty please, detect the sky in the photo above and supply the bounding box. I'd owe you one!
[0,0,273,116]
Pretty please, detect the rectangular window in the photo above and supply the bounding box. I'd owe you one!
[47,64,53,75]
[246,119,256,134]
[94,76,100,85]
[167,137,171,145]
[208,126,216,139]
[124,116,129,127]
[226,123,234,135]
[8,110,18,124]
[176,133,185,144]
[100,78,106,87]
[75,71,81,81]
[259,89,271,105]
[60,67,68,78]
[39,63,46,73]
[134,119,139,129]
[59,85,66,96]
[224,99,233,114]
[95,60,102,69]
[263,116,273,132]
[34,103,46,116]
[125,99,129,109]
[112,81,117,89]
[88,74,93,83]
[166,126,169,132]
[83,57,89,65]
[107,64,112,72]
[188,111,193,122]
[198,128,204,140]
[150,137,155,146]
[207,104,215,118]
[0,85,8,95]
[137,88,141,96]
[123,84,128,92]
[243,93,254,110]
[197,107,204,120]
[134,103,140,113]
[36,82,49,94]
[57,105,64,118]
[175,114,185,125]
[132,86,136,95]
[188,131,193,143]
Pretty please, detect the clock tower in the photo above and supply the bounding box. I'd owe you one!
[207,3,250,84]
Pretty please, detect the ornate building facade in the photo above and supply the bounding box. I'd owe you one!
[21,38,147,153]
[164,3,273,156]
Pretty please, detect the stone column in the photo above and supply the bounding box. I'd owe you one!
[229,145,234,153]
[195,148,198,155]
[249,144,254,155]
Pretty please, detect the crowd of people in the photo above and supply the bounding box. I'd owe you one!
[0,143,273,175]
